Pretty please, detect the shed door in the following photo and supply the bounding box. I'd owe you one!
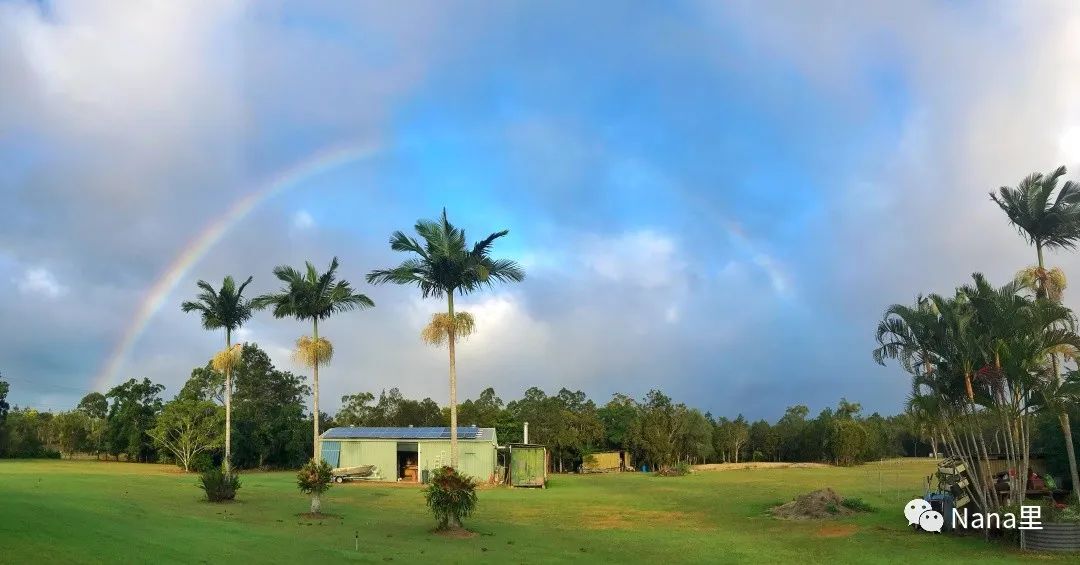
[321,441,341,468]
[512,448,542,485]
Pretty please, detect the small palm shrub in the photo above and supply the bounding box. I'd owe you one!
[198,467,240,502]
[424,466,478,530]
[296,458,332,514]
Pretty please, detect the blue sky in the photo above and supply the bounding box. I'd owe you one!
[3,1,1080,420]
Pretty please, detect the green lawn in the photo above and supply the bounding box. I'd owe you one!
[0,458,1069,563]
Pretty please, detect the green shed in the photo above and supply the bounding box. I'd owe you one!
[319,427,499,483]
[508,443,548,488]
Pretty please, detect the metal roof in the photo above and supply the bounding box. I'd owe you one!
[321,426,496,442]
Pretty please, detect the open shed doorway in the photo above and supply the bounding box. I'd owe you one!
[396,442,418,482]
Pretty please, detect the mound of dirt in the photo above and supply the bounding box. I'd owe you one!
[771,488,853,520]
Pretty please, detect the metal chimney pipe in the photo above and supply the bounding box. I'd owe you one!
[523,421,529,444]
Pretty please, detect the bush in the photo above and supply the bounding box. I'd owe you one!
[655,461,692,477]
[1038,500,1080,524]
[424,466,478,530]
[1060,504,1080,524]
[296,459,332,514]
[189,452,215,473]
[198,467,240,502]
[840,497,877,512]
[296,458,333,495]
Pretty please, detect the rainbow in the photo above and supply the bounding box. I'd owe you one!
[92,142,382,391]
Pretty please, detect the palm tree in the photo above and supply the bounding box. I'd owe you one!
[992,166,1080,502]
[991,166,1080,274]
[181,276,254,473]
[252,258,373,462]
[876,274,1080,507]
[367,209,524,467]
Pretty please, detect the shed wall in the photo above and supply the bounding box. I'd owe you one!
[419,440,496,483]
[334,439,496,482]
[336,440,396,480]
[510,446,547,487]
[583,452,622,471]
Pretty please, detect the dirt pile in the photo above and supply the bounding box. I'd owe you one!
[771,488,854,520]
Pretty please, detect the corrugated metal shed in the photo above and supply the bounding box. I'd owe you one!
[320,427,498,483]
[323,426,494,441]
[582,451,631,472]
[509,443,547,488]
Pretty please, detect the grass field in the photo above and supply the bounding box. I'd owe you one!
[0,458,1070,563]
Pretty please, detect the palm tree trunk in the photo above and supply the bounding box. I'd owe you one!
[1062,412,1080,501]
[1037,244,1080,502]
[447,292,459,468]
[312,318,321,461]
[225,329,232,475]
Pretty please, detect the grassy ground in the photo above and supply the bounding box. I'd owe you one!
[0,458,1070,563]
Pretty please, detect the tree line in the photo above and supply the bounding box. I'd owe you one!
[0,348,936,471]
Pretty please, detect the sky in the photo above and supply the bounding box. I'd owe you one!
[3,0,1080,420]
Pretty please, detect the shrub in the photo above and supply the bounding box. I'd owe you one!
[825,502,840,514]
[189,452,215,473]
[424,466,478,530]
[840,497,876,512]
[1059,504,1080,524]
[198,466,240,502]
[655,461,692,477]
[296,459,332,514]
[1038,500,1080,524]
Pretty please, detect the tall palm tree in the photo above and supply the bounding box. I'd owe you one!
[992,166,1080,502]
[991,166,1080,274]
[181,275,253,473]
[367,209,524,467]
[252,257,373,461]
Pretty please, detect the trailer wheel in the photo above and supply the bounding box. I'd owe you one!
[334,476,343,483]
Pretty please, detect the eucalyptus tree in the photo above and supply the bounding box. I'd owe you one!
[992,167,1080,502]
[181,276,253,472]
[253,257,374,464]
[367,209,524,467]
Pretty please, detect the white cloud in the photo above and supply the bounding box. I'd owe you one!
[15,267,66,298]
[292,210,315,230]
[581,230,683,289]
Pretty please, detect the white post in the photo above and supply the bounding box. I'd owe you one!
[524,422,529,444]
